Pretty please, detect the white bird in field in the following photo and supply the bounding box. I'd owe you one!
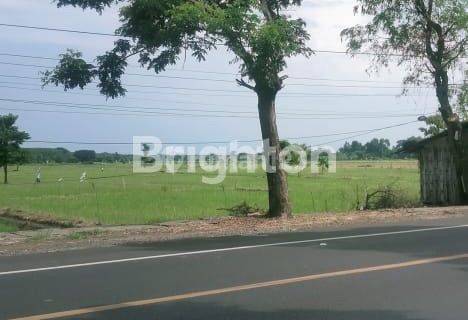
[58,178,64,182]
[80,172,87,183]
[35,169,41,184]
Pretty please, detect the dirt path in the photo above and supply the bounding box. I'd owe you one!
[1,206,467,256]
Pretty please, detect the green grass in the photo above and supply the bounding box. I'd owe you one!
[0,220,19,233]
[0,161,420,226]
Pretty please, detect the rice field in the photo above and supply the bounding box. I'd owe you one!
[0,161,420,226]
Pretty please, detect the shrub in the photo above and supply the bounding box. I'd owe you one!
[361,184,419,210]
[224,201,262,217]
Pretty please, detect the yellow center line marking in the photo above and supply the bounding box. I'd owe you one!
[10,253,468,320]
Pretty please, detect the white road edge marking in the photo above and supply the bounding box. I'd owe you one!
[1,223,468,276]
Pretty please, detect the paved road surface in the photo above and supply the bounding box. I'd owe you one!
[1,216,468,320]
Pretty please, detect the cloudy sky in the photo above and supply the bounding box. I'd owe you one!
[0,0,443,153]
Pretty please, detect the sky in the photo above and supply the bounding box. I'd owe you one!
[0,0,445,154]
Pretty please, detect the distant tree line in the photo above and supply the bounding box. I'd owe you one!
[337,138,421,160]
[23,148,132,164]
[278,137,422,162]
[18,137,422,166]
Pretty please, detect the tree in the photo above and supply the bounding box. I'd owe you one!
[364,138,391,159]
[0,114,30,184]
[341,0,467,201]
[43,0,312,218]
[73,150,97,163]
[338,141,366,160]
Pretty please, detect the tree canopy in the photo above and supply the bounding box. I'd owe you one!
[44,0,312,97]
[0,114,30,183]
[341,0,466,86]
[338,138,393,160]
[341,0,466,123]
[73,150,97,163]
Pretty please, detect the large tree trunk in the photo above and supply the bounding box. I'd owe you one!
[257,91,292,218]
[435,69,467,203]
[419,0,467,203]
[3,164,7,184]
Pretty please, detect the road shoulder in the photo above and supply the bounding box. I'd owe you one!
[1,206,467,256]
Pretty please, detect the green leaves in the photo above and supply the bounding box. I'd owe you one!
[95,40,131,98]
[341,0,467,127]
[43,0,311,97]
[342,0,467,73]
[419,114,447,137]
[0,114,30,167]
[42,50,96,91]
[54,0,123,14]
[248,17,311,89]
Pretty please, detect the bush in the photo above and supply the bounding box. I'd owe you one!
[224,201,262,217]
[360,184,419,210]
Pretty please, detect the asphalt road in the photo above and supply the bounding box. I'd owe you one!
[1,216,468,320]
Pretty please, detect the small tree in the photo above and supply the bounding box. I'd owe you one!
[43,0,313,218]
[341,0,467,201]
[0,114,30,184]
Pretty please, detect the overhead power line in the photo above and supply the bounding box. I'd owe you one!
[0,53,60,61]
[0,97,426,120]
[0,73,251,93]
[0,61,233,83]
[0,96,422,117]
[0,53,401,83]
[0,82,431,102]
[1,60,458,89]
[309,120,420,148]
[0,80,425,99]
[0,83,265,110]
[27,120,421,146]
[0,84,434,116]
[0,23,119,37]
[0,75,429,98]
[3,52,464,87]
[0,61,449,89]
[0,23,413,57]
[0,80,253,98]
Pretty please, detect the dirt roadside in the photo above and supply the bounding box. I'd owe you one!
[1,206,467,256]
